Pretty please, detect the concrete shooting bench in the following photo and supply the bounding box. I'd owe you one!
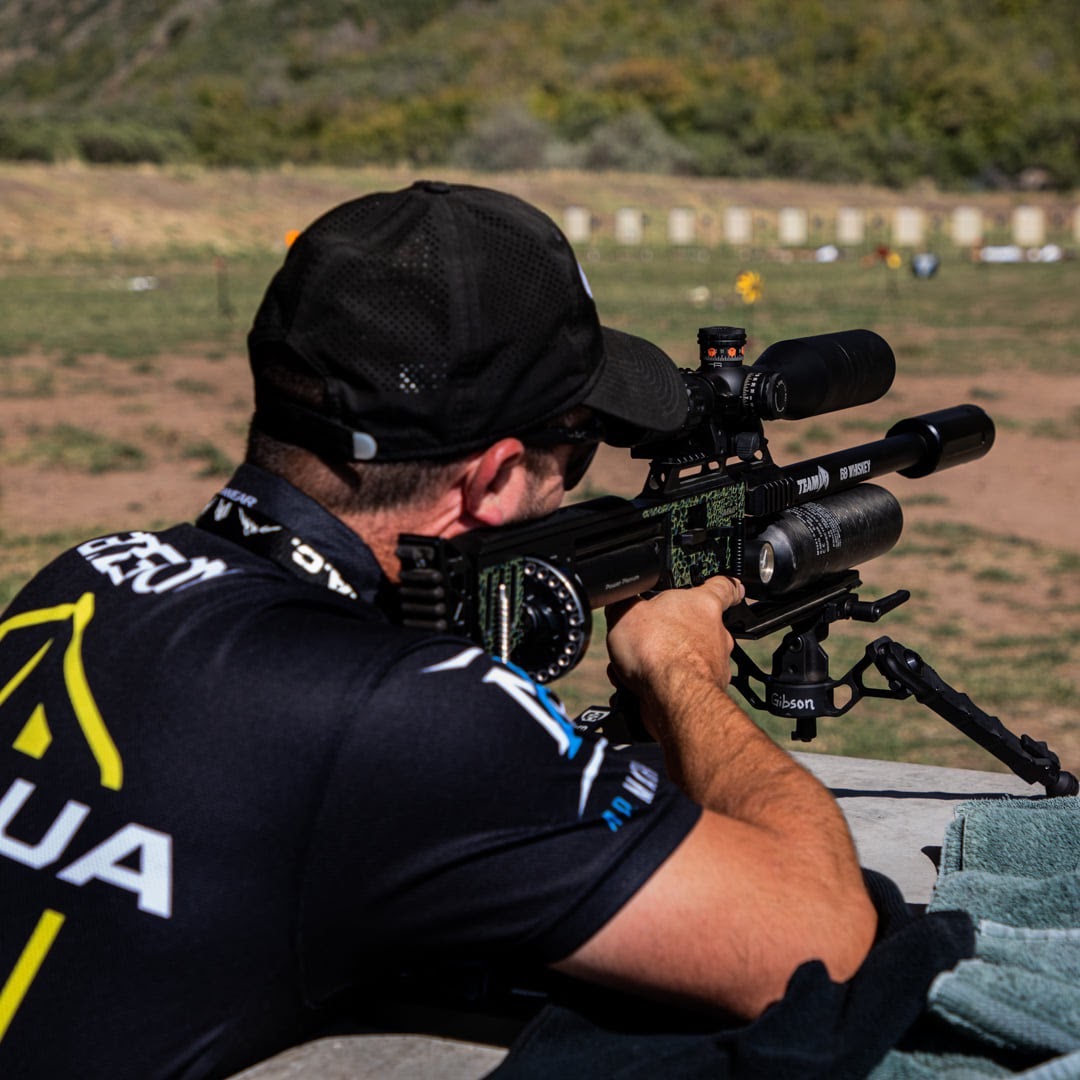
[232,753,1036,1080]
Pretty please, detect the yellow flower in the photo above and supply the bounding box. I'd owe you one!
[735,270,763,304]
[885,251,902,270]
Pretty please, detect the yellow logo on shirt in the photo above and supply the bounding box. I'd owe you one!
[0,592,121,789]
[0,593,171,1048]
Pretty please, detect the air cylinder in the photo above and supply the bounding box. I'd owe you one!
[745,484,903,595]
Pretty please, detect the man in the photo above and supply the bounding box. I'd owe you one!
[0,181,875,1078]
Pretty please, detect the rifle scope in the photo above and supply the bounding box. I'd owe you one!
[678,326,897,429]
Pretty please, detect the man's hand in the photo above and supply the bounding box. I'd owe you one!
[605,576,745,741]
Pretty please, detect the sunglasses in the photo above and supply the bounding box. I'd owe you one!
[521,420,605,491]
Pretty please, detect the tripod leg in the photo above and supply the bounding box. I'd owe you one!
[865,637,1078,797]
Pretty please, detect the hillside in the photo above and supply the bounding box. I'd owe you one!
[1,0,1078,190]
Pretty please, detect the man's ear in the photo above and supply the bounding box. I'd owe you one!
[461,438,528,527]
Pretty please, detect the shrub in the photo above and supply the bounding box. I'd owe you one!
[0,118,74,162]
[580,110,697,174]
[75,121,190,164]
[451,104,564,171]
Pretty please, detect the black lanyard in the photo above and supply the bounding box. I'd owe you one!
[196,494,360,601]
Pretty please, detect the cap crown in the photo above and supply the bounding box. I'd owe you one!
[250,181,604,460]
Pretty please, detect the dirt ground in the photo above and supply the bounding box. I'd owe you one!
[0,352,253,536]
[4,351,1079,545]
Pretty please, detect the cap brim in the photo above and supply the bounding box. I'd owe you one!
[582,327,688,446]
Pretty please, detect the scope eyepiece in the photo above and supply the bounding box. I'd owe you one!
[741,368,788,420]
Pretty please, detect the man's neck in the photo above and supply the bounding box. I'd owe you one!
[338,500,463,584]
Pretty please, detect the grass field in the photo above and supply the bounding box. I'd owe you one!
[1,164,1077,779]
[2,245,1077,373]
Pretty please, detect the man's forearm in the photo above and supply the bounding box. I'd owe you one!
[607,576,867,894]
[642,668,868,896]
[559,674,877,1015]
[598,576,877,1008]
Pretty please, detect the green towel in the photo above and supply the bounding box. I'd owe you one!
[871,798,1080,1080]
[939,798,1080,876]
[929,868,1080,929]
[930,797,1080,930]
[976,921,1080,982]
[1015,1050,1080,1078]
[871,1049,1014,1079]
[928,958,1080,1054]
[872,1048,1080,1079]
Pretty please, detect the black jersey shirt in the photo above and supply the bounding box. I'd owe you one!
[0,465,701,1079]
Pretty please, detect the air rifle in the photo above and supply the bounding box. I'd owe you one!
[397,326,1078,797]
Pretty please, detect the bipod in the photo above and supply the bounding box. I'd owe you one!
[727,574,1079,798]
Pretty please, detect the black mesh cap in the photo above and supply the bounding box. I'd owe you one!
[248,180,687,461]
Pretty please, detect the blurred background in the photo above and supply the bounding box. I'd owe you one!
[1,0,1077,775]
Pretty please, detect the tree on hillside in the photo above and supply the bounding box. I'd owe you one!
[0,0,1076,188]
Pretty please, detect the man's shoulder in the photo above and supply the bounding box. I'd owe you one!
[9,522,359,615]
[2,522,417,673]
[9,523,256,597]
